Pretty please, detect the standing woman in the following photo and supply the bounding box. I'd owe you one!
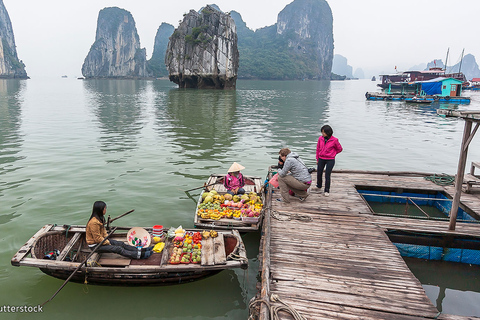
[316,125,343,196]
[86,201,152,259]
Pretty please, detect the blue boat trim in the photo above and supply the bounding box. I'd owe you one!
[365,92,471,104]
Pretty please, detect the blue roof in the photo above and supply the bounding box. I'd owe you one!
[415,77,463,84]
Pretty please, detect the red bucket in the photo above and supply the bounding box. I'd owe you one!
[152,225,163,237]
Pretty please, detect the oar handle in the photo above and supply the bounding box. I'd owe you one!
[185,182,216,193]
[106,209,134,229]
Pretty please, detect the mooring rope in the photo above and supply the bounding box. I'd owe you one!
[247,294,307,320]
[270,209,313,222]
[424,174,455,186]
[227,252,248,265]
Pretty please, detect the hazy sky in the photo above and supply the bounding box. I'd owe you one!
[3,0,480,78]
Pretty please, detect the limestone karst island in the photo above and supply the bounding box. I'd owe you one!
[78,0,335,89]
[0,0,27,79]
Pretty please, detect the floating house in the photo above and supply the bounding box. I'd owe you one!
[378,69,466,89]
[419,77,463,97]
[366,77,470,103]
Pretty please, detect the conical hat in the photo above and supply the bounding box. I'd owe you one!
[127,227,151,248]
[228,162,245,173]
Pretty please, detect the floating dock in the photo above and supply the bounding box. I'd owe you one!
[253,170,480,320]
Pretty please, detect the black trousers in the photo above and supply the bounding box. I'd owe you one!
[97,239,141,259]
[316,158,335,192]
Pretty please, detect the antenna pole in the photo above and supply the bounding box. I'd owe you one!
[444,48,449,71]
[458,48,465,74]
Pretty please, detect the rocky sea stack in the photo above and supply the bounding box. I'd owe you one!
[232,0,333,80]
[82,7,147,79]
[147,23,175,78]
[0,0,27,79]
[165,5,239,89]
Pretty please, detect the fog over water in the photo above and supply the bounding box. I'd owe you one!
[3,0,480,78]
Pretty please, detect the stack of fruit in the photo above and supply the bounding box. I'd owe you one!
[180,253,191,264]
[193,232,202,244]
[169,247,182,264]
[192,244,201,263]
[170,231,204,265]
[201,230,218,239]
[197,191,263,220]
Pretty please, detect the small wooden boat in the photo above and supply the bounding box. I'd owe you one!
[11,224,248,285]
[193,174,265,232]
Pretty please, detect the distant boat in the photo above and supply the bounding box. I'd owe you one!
[61,75,67,78]
[378,68,467,89]
[371,76,376,81]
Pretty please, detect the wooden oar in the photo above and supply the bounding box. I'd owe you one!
[106,209,135,229]
[41,226,118,306]
[184,182,216,193]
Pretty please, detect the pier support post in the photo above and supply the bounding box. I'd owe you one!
[449,120,473,230]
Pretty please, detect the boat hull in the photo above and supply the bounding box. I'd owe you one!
[38,267,221,286]
[12,225,248,286]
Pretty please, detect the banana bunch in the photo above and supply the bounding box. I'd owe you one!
[210,213,221,220]
[202,230,210,239]
[200,212,210,219]
[210,230,218,238]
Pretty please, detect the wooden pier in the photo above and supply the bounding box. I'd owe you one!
[254,170,480,320]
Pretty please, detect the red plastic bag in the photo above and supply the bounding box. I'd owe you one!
[270,173,279,188]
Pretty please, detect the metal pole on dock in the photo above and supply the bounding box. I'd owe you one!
[449,120,473,230]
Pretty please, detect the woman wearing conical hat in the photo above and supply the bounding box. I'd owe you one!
[224,162,246,195]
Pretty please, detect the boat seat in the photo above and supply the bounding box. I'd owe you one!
[97,253,131,267]
[57,232,83,261]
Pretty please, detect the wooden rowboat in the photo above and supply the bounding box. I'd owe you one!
[193,174,265,232]
[11,224,248,285]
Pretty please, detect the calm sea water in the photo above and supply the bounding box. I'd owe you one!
[1,78,480,319]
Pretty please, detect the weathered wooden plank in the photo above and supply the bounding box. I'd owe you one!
[275,297,437,320]
[272,285,438,318]
[57,232,82,261]
[272,277,431,304]
[201,237,214,266]
[11,224,55,266]
[213,235,226,265]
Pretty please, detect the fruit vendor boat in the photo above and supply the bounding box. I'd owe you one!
[193,174,265,232]
[11,224,248,285]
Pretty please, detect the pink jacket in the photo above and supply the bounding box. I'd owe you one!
[316,136,343,160]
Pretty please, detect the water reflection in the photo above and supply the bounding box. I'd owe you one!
[159,87,237,161]
[0,80,25,174]
[0,80,26,209]
[404,257,480,316]
[237,80,331,163]
[22,268,247,319]
[83,80,147,156]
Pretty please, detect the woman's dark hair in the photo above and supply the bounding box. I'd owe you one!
[321,125,333,138]
[88,201,107,224]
